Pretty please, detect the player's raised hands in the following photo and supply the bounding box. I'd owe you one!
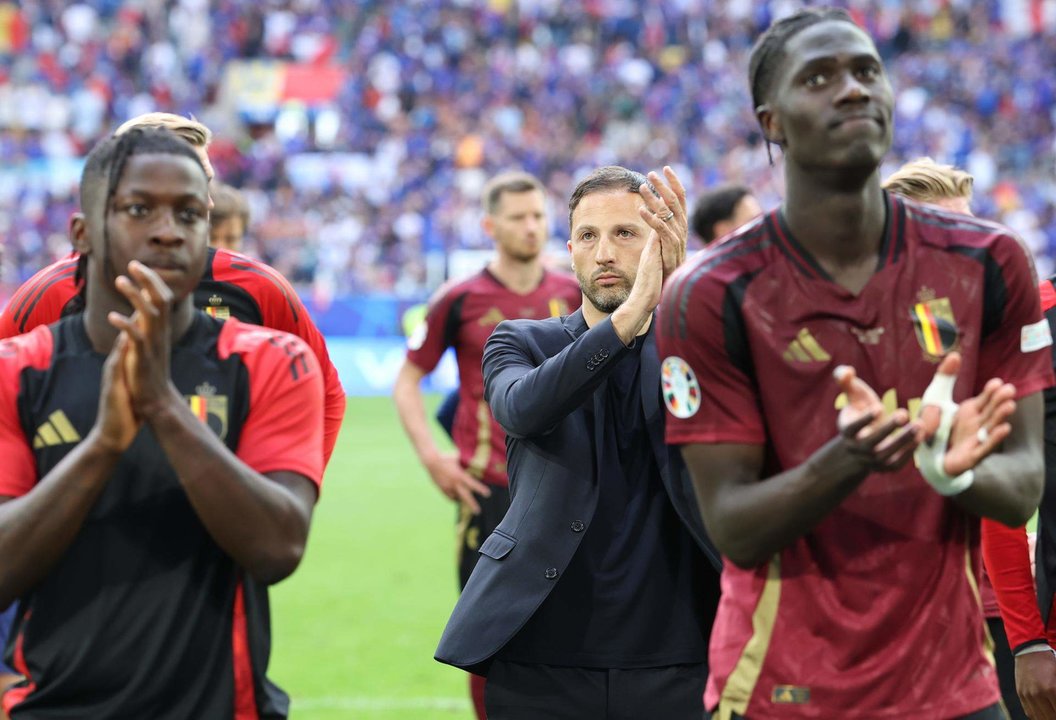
[917,352,1017,479]
[833,365,921,472]
[107,260,179,418]
[636,166,687,279]
[92,332,142,453]
[424,450,492,515]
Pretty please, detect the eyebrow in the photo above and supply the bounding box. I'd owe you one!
[793,51,881,72]
[114,188,209,203]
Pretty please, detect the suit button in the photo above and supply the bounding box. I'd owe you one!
[570,521,585,533]
[544,567,559,580]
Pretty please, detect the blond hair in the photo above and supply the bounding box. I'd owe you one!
[882,157,973,204]
[113,112,212,148]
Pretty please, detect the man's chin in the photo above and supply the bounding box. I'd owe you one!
[585,288,628,315]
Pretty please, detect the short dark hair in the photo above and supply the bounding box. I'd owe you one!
[80,127,206,217]
[568,166,656,229]
[748,7,858,111]
[210,182,251,227]
[68,128,207,313]
[691,184,753,243]
[482,171,545,215]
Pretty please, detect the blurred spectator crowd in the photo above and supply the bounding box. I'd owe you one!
[0,0,1054,302]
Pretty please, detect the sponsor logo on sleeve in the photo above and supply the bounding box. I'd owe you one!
[661,356,701,419]
[1021,318,1053,353]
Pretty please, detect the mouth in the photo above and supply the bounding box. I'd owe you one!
[594,273,623,287]
[830,114,882,130]
[141,256,186,270]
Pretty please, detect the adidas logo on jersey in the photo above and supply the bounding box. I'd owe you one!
[782,328,831,363]
[33,410,82,448]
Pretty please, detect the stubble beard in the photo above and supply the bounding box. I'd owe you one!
[576,268,631,314]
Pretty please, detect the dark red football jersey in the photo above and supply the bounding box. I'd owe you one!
[0,314,323,719]
[0,248,345,464]
[656,193,1054,718]
[406,268,581,486]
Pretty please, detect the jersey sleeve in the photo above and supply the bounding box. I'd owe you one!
[0,260,80,339]
[219,321,325,491]
[975,233,1055,398]
[981,518,1048,652]
[656,266,765,445]
[215,251,345,466]
[0,328,53,497]
[405,283,461,374]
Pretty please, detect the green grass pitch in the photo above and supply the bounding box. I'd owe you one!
[269,395,474,719]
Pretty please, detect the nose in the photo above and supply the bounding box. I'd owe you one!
[150,210,185,247]
[835,70,871,105]
[594,234,617,265]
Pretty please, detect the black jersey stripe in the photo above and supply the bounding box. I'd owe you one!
[950,245,1006,339]
[10,261,78,327]
[769,212,826,280]
[229,261,300,323]
[14,265,78,333]
[889,194,907,266]
[723,270,762,382]
[905,203,1006,237]
[669,228,770,340]
[875,192,902,271]
[443,293,467,350]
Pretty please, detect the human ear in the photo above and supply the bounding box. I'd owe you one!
[69,213,91,256]
[756,104,785,146]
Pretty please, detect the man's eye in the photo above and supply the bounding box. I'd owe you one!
[618,229,635,238]
[179,208,204,222]
[580,232,595,242]
[805,72,828,87]
[126,204,148,217]
[857,66,880,81]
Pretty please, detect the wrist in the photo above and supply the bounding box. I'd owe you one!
[83,429,129,460]
[1016,643,1055,657]
[610,303,649,346]
[139,384,188,426]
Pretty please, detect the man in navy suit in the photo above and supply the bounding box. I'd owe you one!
[436,165,722,719]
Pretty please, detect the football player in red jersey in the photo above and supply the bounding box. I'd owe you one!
[0,113,344,465]
[0,112,345,711]
[657,8,1050,719]
[392,171,580,719]
[0,128,323,719]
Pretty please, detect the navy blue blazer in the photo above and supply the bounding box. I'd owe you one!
[435,309,721,675]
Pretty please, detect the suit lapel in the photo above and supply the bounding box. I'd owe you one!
[640,329,667,472]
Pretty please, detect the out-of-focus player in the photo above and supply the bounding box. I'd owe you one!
[208,183,251,253]
[689,184,762,247]
[392,171,580,719]
[0,127,324,718]
[0,112,345,464]
[884,158,1028,720]
[657,8,1051,718]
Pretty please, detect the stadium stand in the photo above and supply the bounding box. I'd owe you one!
[0,1,1053,300]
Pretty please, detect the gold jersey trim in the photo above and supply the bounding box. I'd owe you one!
[717,555,783,719]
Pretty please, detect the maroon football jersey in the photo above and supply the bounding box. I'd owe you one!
[406,268,581,487]
[656,193,1054,718]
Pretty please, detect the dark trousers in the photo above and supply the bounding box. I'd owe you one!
[988,617,1026,720]
[485,659,706,720]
